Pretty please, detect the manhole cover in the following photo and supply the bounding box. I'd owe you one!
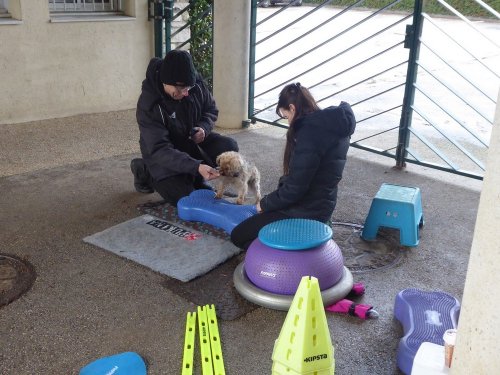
[332,223,404,273]
[0,254,36,308]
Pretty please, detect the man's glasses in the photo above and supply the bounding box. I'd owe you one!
[174,85,195,94]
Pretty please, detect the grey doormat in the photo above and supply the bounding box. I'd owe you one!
[83,214,242,282]
[137,200,230,240]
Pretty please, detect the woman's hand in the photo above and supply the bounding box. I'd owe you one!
[198,164,219,181]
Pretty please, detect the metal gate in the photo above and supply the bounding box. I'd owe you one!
[249,0,500,179]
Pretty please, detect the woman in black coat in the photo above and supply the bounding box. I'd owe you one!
[231,83,356,250]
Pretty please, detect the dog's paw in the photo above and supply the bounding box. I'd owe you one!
[236,197,244,205]
[215,191,224,199]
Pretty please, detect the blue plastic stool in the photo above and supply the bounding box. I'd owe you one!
[258,218,333,250]
[361,183,424,247]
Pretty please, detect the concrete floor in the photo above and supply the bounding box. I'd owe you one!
[0,109,482,374]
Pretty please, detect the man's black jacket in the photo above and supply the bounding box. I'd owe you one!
[136,58,218,181]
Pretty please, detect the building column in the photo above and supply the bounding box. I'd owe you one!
[212,0,251,129]
[451,89,500,373]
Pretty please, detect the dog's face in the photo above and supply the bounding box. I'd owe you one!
[216,151,243,178]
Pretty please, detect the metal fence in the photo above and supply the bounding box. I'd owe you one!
[249,0,500,179]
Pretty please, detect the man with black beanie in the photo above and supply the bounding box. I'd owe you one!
[131,50,239,205]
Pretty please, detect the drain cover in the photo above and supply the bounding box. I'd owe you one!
[332,223,403,273]
[0,254,36,307]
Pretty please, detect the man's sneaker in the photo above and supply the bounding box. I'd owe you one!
[130,158,154,194]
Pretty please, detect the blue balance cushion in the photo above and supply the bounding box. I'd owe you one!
[258,218,332,250]
[394,288,460,375]
[79,352,147,375]
[177,189,257,234]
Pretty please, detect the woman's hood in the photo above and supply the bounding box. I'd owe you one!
[297,101,356,137]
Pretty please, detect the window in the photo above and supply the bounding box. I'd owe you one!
[0,0,18,23]
[0,0,9,16]
[48,0,131,21]
[48,0,123,13]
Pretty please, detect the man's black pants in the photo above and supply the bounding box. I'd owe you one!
[134,132,238,205]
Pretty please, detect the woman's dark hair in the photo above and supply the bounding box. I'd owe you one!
[276,83,320,174]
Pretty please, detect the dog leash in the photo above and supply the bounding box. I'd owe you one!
[190,128,216,167]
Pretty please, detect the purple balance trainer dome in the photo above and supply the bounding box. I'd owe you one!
[244,238,345,295]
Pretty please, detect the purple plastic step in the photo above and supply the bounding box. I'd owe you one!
[394,288,460,375]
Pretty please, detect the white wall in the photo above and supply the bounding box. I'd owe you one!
[451,89,500,373]
[0,0,152,124]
